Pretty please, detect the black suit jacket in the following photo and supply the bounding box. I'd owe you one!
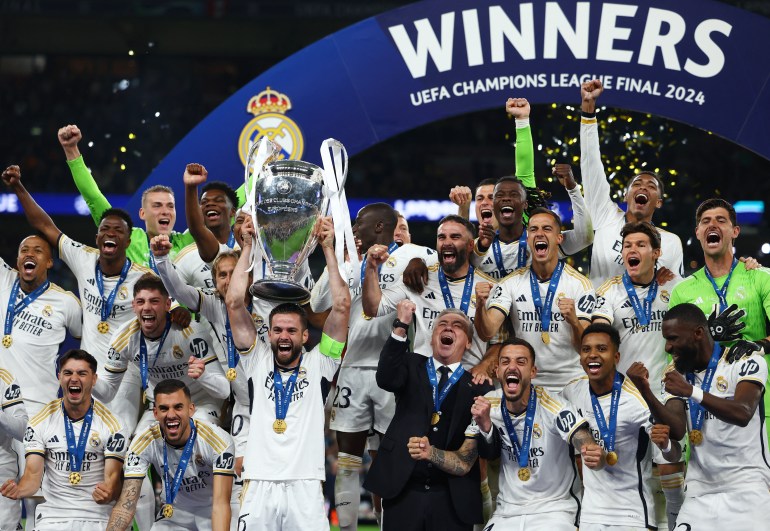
[364,335,492,525]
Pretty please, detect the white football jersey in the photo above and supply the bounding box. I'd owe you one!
[377,265,497,368]
[24,399,127,522]
[58,233,154,369]
[487,264,595,392]
[663,354,770,496]
[0,368,28,469]
[172,242,227,290]
[580,117,684,286]
[477,387,585,519]
[594,275,682,396]
[560,376,656,529]
[311,243,435,368]
[100,319,229,410]
[124,419,235,515]
[238,341,339,481]
[0,257,82,414]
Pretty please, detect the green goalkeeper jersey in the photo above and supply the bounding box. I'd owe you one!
[669,261,770,343]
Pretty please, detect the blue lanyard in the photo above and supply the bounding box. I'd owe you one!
[146,236,159,275]
[163,419,197,507]
[529,261,565,335]
[686,343,722,432]
[491,229,527,278]
[224,311,241,371]
[226,230,236,249]
[62,400,94,475]
[621,272,658,327]
[589,372,623,453]
[437,265,475,314]
[500,386,537,469]
[95,259,131,323]
[360,242,399,284]
[274,355,303,421]
[139,317,172,391]
[426,359,465,413]
[4,279,50,336]
[704,258,738,313]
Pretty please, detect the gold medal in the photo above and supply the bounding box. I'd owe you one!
[226,368,237,381]
[1,335,11,348]
[162,504,174,518]
[431,412,441,425]
[606,451,619,466]
[69,471,82,485]
[689,429,703,446]
[518,467,531,482]
[273,419,287,434]
[541,331,550,345]
[97,321,110,334]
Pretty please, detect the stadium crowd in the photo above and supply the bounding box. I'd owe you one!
[0,80,768,531]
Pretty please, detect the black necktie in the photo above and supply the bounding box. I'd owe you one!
[438,365,450,393]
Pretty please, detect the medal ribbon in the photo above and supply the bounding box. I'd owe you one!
[621,271,658,327]
[529,260,565,338]
[492,229,528,278]
[500,385,537,469]
[589,371,623,454]
[360,242,399,285]
[95,259,131,323]
[686,342,722,433]
[437,265,475,314]
[226,230,236,249]
[146,236,159,275]
[273,355,303,423]
[163,418,197,508]
[426,359,465,415]
[224,311,241,371]
[4,278,50,337]
[139,317,173,392]
[62,399,94,476]
[704,258,738,313]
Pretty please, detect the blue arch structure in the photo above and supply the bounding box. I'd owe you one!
[127,0,770,224]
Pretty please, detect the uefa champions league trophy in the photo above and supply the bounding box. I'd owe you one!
[242,137,357,303]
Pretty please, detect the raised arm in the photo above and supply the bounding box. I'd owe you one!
[475,283,507,342]
[449,186,472,220]
[152,235,202,311]
[2,166,62,246]
[408,435,478,476]
[106,477,143,531]
[183,163,221,263]
[626,362,687,439]
[225,216,256,351]
[59,125,112,225]
[316,217,350,343]
[361,244,390,317]
[554,164,593,255]
[506,97,535,189]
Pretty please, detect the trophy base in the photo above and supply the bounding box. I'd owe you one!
[249,279,311,304]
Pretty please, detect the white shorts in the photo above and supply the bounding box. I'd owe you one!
[329,367,394,434]
[34,520,107,531]
[239,479,328,531]
[0,495,20,531]
[676,482,770,530]
[485,511,575,530]
[152,505,212,531]
[231,399,251,458]
[0,443,21,531]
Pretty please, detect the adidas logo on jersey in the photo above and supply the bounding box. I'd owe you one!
[621,300,633,309]
[47,435,59,443]
[516,294,527,302]
[483,257,494,265]
[425,292,437,300]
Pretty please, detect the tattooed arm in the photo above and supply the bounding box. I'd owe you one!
[407,436,478,476]
[570,424,605,470]
[106,477,143,531]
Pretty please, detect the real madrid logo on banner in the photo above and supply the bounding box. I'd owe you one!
[239,87,304,166]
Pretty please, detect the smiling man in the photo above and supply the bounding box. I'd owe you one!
[560,324,658,530]
[475,208,595,393]
[364,303,493,531]
[107,379,235,531]
[409,338,598,530]
[1,350,126,531]
[579,80,684,286]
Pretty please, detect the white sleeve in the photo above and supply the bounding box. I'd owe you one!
[309,266,331,312]
[580,118,622,230]
[574,286,598,321]
[93,341,130,401]
[64,292,83,340]
[0,375,28,441]
[376,282,410,317]
[156,255,202,311]
[592,283,615,323]
[199,352,231,400]
[560,185,594,256]
[487,281,513,317]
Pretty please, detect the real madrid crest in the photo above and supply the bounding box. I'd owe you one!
[239,87,304,167]
[385,257,397,268]
[660,290,670,303]
[172,345,184,359]
[89,432,101,448]
[253,314,263,327]
[119,286,129,300]
[533,423,543,439]
[716,375,728,393]
[42,305,53,317]
[195,454,205,467]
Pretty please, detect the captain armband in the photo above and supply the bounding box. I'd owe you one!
[319,333,345,359]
